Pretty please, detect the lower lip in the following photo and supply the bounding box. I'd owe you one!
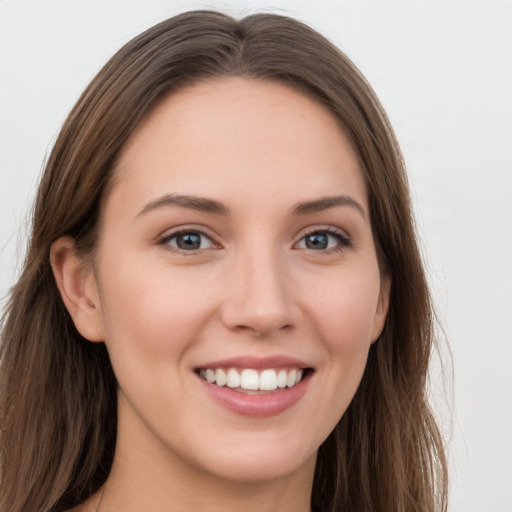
[197,373,311,417]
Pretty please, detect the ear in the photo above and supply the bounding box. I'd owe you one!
[370,275,391,343]
[50,236,104,342]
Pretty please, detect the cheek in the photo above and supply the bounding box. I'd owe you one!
[306,266,381,418]
[96,256,218,366]
[302,263,382,351]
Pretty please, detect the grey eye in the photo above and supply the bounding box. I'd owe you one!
[297,231,344,250]
[167,231,214,251]
[304,233,330,250]
[297,230,351,251]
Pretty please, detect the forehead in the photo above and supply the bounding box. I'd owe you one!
[108,77,367,217]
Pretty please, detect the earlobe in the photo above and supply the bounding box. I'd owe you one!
[371,275,391,343]
[50,236,104,342]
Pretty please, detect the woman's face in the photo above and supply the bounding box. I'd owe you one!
[88,77,388,484]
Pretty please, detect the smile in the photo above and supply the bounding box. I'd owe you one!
[198,367,304,393]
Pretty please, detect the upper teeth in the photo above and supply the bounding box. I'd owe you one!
[199,368,304,391]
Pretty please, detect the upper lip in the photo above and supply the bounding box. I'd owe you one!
[195,355,312,370]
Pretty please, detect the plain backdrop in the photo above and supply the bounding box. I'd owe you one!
[1,1,511,510]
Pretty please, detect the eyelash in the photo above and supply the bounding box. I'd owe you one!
[298,226,352,254]
[159,228,218,255]
[158,226,352,255]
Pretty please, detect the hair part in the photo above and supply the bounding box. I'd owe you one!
[0,10,447,511]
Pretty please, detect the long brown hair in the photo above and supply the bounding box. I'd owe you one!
[0,10,448,511]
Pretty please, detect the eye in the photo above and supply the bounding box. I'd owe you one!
[162,230,216,252]
[296,229,351,251]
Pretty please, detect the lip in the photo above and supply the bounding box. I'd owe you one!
[195,355,313,417]
[197,373,311,417]
[195,355,311,371]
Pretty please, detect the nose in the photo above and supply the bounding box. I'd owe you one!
[220,246,300,338]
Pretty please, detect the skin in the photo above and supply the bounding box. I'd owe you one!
[52,77,389,512]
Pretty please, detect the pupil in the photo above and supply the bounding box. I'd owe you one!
[306,233,328,250]
[177,233,201,250]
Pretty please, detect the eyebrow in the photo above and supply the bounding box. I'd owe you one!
[136,193,366,220]
[292,195,366,219]
[136,193,229,217]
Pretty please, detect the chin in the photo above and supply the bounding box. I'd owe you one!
[182,429,319,484]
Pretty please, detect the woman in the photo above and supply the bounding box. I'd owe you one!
[0,10,448,512]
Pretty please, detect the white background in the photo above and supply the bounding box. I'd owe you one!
[1,1,511,510]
